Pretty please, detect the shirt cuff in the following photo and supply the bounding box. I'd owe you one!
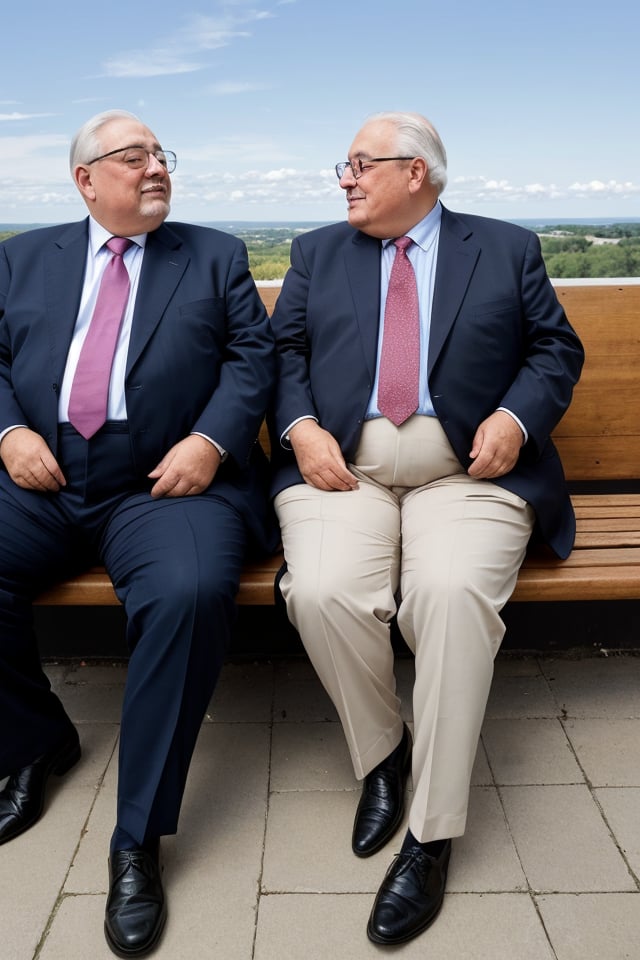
[281,415,319,449]
[497,407,528,444]
[0,424,28,446]
[191,432,228,461]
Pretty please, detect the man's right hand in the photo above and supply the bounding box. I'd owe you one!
[288,420,358,491]
[0,427,66,492]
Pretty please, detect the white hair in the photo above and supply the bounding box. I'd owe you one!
[366,111,448,195]
[69,109,141,171]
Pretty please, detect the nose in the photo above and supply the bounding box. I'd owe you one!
[339,165,357,188]
[146,153,167,176]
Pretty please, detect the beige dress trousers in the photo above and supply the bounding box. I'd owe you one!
[275,414,534,843]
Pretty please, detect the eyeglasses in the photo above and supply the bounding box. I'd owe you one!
[335,157,414,180]
[87,145,177,173]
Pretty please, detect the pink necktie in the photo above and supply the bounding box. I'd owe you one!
[377,237,420,426]
[68,237,133,439]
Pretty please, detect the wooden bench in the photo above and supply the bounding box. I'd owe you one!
[35,282,640,609]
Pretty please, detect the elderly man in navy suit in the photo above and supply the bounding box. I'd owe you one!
[0,109,275,957]
[269,111,584,946]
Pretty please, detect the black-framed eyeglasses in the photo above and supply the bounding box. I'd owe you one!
[334,157,414,180]
[87,145,177,173]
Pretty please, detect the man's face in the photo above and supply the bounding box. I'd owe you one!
[74,117,172,235]
[339,119,416,239]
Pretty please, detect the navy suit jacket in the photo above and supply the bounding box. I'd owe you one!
[0,218,276,553]
[269,206,584,559]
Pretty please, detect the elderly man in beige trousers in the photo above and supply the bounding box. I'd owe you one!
[268,110,583,946]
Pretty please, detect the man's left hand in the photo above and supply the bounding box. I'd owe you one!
[148,435,221,497]
[468,410,524,479]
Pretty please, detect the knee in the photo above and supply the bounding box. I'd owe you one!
[281,565,340,616]
[144,561,238,618]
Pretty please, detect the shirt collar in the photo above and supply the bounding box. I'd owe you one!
[88,216,147,256]
[382,199,442,253]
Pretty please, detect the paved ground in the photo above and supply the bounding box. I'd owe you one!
[2,652,640,960]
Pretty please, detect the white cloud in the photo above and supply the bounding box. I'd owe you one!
[103,53,203,79]
[568,179,640,196]
[0,112,56,122]
[101,8,274,79]
[448,175,640,205]
[0,133,70,164]
[207,81,271,95]
[0,177,78,211]
[171,166,339,208]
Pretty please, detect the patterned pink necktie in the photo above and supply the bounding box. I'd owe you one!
[377,237,420,426]
[68,237,133,439]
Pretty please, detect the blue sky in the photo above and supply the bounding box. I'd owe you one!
[2,0,639,225]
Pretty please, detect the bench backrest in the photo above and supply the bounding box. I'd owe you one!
[256,283,640,484]
[553,284,640,482]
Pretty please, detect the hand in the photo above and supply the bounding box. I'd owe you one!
[289,420,358,491]
[148,434,222,498]
[468,410,524,479]
[0,427,66,492]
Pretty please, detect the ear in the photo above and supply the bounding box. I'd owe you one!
[74,164,97,203]
[407,157,428,194]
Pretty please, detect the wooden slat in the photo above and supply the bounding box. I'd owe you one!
[36,570,119,606]
[576,519,640,532]
[574,532,640,548]
[572,494,640,506]
[523,546,640,569]
[35,543,640,606]
[551,285,640,482]
[553,437,640,481]
[512,565,640,602]
[574,505,640,520]
[256,285,281,316]
[235,555,283,605]
[35,556,285,607]
[512,543,640,601]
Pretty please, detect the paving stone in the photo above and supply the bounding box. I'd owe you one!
[500,784,635,892]
[482,718,584,784]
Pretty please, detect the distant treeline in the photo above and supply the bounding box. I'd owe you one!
[537,223,640,278]
[3,223,640,280]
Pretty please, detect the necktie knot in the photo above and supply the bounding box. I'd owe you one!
[394,236,412,253]
[106,237,133,257]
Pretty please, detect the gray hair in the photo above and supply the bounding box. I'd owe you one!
[69,109,141,171]
[367,111,448,195]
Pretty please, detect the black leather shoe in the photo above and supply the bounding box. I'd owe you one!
[352,724,412,857]
[0,729,81,845]
[367,839,452,944]
[105,846,166,958]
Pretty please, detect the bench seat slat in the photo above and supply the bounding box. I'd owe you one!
[574,532,640,548]
[512,567,640,602]
[523,546,640,569]
[574,507,640,519]
[572,494,640,508]
[35,541,640,606]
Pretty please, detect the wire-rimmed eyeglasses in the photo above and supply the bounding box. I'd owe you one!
[87,145,177,173]
[335,157,414,180]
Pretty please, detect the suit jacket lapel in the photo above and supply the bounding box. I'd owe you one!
[126,223,190,374]
[44,220,89,381]
[344,231,382,381]
[429,206,480,374]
